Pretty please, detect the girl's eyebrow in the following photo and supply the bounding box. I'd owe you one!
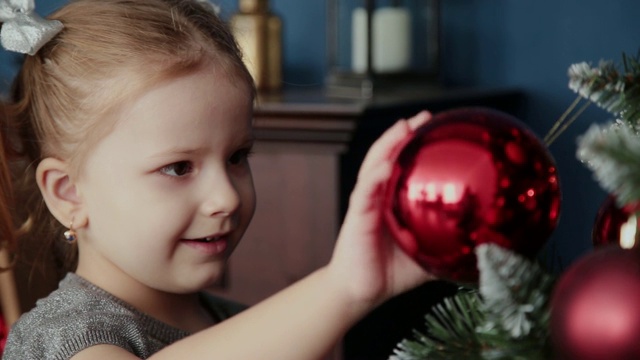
[147,134,255,159]
[240,135,256,146]
[147,147,205,159]
[233,131,256,147]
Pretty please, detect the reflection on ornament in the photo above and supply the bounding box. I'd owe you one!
[384,107,561,283]
[550,246,640,360]
[592,195,640,249]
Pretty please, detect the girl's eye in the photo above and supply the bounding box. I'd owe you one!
[228,148,253,165]
[159,161,194,177]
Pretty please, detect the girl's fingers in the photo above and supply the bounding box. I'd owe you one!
[406,111,431,131]
[358,121,410,176]
[348,110,433,216]
[359,111,431,179]
[347,161,392,215]
[388,111,431,161]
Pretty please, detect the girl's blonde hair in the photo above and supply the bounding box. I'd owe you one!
[0,0,254,271]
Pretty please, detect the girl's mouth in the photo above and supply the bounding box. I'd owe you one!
[181,235,229,256]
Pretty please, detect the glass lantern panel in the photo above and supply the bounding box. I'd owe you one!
[329,0,438,76]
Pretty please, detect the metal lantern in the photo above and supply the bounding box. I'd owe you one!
[326,0,441,98]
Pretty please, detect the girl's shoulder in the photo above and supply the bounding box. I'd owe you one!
[3,273,189,359]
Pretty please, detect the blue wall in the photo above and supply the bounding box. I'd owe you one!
[2,0,639,268]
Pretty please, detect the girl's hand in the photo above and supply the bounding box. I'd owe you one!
[328,111,435,311]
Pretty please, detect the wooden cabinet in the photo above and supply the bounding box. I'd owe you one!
[209,86,524,360]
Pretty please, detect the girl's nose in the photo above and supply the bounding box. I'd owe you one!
[199,174,241,217]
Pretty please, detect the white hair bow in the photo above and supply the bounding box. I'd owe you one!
[0,0,63,55]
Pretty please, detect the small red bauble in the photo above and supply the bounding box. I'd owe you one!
[592,195,640,249]
[384,107,561,283]
[550,246,640,360]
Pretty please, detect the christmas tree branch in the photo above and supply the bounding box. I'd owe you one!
[390,245,555,360]
[568,51,640,125]
[577,120,640,205]
[545,50,640,145]
[544,97,591,146]
[477,244,554,340]
[389,291,486,360]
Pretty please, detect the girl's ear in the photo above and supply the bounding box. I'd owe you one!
[36,158,87,228]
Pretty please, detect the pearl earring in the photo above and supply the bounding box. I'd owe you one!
[63,220,77,243]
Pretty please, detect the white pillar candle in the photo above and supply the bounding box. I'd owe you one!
[373,7,411,73]
[351,7,369,74]
[351,7,411,74]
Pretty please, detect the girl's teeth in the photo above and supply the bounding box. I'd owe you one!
[188,236,221,242]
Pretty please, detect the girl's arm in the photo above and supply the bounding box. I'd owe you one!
[72,111,433,360]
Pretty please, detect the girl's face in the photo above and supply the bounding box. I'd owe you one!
[74,65,256,296]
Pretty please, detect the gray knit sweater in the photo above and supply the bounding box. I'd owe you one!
[3,273,245,359]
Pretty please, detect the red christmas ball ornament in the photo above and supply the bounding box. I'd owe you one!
[384,107,561,283]
[550,246,640,360]
[593,195,640,249]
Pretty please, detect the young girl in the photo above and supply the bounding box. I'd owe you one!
[0,0,433,359]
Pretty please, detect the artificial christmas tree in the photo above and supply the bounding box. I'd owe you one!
[389,50,640,359]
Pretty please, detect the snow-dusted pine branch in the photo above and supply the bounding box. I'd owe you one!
[577,120,640,205]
